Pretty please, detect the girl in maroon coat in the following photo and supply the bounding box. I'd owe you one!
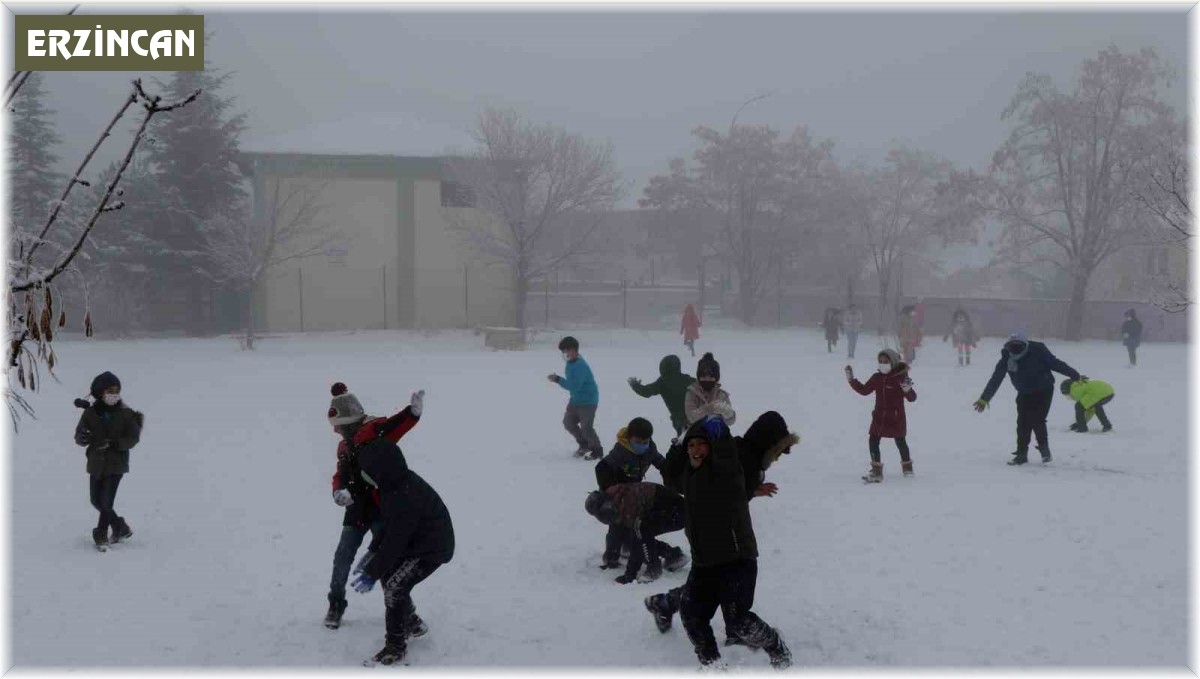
[845,348,917,483]
[680,304,702,357]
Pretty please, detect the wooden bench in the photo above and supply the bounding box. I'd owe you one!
[480,326,526,351]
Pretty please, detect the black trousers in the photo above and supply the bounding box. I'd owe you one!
[868,435,910,463]
[382,558,441,648]
[624,503,686,577]
[678,559,782,663]
[1127,345,1137,366]
[89,473,123,531]
[1075,395,1114,430]
[1016,388,1055,454]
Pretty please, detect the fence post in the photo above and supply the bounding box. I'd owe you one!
[544,277,550,326]
[464,265,469,328]
[298,268,305,333]
[622,279,628,329]
[382,264,387,330]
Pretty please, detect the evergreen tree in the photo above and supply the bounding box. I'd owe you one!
[7,73,64,264]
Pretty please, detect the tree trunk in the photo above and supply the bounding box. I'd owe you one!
[1064,269,1090,341]
[243,284,256,351]
[876,268,891,334]
[738,269,758,326]
[514,268,528,330]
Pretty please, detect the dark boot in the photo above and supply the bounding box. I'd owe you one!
[367,642,406,666]
[92,527,110,549]
[766,635,792,670]
[644,594,673,633]
[1039,447,1052,464]
[111,517,132,543]
[663,546,689,572]
[1007,449,1028,466]
[324,595,348,629]
[406,614,428,639]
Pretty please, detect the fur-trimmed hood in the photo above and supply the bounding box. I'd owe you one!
[741,411,800,471]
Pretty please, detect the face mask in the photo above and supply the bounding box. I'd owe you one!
[699,380,716,392]
[102,393,121,406]
[1006,342,1026,355]
[877,363,892,374]
[631,441,650,455]
[561,352,571,362]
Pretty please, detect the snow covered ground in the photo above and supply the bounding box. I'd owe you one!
[7,327,1188,668]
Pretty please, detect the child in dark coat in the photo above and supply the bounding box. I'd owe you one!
[628,355,696,436]
[585,482,686,584]
[846,349,917,482]
[73,371,143,550]
[324,382,425,631]
[594,418,686,573]
[1121,309,1143,366]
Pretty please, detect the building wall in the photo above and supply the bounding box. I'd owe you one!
[260,175,401,332]
[412,178,515,328]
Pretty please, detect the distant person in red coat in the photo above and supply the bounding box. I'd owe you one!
[844,348,917,483]
[681,304,702,357]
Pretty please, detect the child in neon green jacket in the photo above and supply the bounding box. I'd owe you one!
[1060,378,1115,433]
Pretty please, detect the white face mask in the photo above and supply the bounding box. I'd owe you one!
[877,363,892,374]
[562,352,571,361]
[102,393,121,406]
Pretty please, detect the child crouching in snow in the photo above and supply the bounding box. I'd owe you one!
[585,482,686,584]
[1061,377,1115,433]
[846,349,917,483]
[73,371,143,550]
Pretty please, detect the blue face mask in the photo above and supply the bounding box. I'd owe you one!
[631,441,650,455]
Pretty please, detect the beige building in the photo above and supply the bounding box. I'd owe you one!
[242,152,515,332]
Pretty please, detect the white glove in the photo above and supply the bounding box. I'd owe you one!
[410,390,425,417]
[900,379,913,394]
[333,489,354,507]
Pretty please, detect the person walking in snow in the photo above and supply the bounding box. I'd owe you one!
[350,411,454,667]
[647,411,797,651]
[822,307,842,353]
[628,355,695,437]
[74,371,143,551]
[681,303,702,357]
[323,382,426,631]
[973,332,1081,465]
[684,353,736,428]
[641,419,792,669]
[548,336,603,460]
[1061,377,1115,433]
[897,305,921,364]
[845,350,917,482]
[843,304,864,359]
[943,308,978,367]
[1121,309,1143,367]
[585,481,686,585]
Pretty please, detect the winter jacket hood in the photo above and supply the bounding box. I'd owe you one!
[740,411,799,471]
[89,371,121,400]
[659,354,682,378]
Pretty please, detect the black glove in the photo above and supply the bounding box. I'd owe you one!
[78,430,91,445]
[614,573,636,584]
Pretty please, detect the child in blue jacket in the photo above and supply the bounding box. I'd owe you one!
[548,336,603,460]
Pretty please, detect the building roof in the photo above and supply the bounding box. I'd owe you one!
[241,112,472,158]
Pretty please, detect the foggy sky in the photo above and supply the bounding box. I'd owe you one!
[7,5,1189,214]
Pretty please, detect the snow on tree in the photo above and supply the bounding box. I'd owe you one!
[1130,114,1190,313]
[444,108,625,330]
[200,177,336,349]
[989,46,1176,339]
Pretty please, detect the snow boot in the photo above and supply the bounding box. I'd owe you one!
[638,559,663,584]
[110,517,132,543]
[573,446,588,458]
[862,461,883,483]
[724,634,748,648]
[644,594,673,633]
[406,614,428,639]
[92,527,109,551]
[663,546,689,572]
[583,448,602,461]
[901,460,914,477]
[1039,447,1053,464]
[766,634,793,670]
[1102,424,1113,433]
[324,596,348,629]
[1007,450,1028,466]
[364,642,406,666]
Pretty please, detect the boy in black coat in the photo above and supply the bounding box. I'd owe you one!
[73,371,144,550]
[349,430,454,666]
[643,419,792,669]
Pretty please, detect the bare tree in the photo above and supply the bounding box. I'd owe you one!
[201,177,335,349]
[990,46,1174,339]
[5,77,198,427]
[642,124,837,325]
[445,108,624,329]
[1131,115,1190,313]
[846,147,984,332]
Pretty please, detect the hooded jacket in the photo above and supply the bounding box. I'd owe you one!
[595,426,665,491]
[663,421,758,568]
[681,304,702,342]
[981,340,1080,401]
[1121,313,1143,348]
[735,411,800,499]
[628,355,695,433]
[358,438,454,580]
[849,350,917,438]
[1066,379,1116,413]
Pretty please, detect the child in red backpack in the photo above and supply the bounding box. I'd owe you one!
[845,349,917,483]
[324,382,426,631]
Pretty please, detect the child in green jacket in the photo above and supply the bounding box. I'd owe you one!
[1060,378,1115,433]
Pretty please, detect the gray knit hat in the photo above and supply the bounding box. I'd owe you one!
[328,382,366,426]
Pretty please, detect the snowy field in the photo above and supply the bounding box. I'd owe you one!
[7,327,1188,668]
